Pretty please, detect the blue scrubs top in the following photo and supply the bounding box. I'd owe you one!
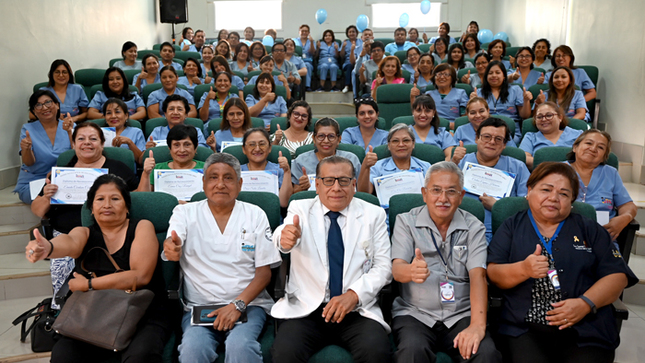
[341,126,388,150]
[158,61,183,71]
[177,76,206,97]
[476,85,525,121]
[545,68,595,91]
[568,162,632,219]
[293,38,316,61]
[425,88,469,121]
[146,88,195,117]
[113,127,146,152]
[244,94,287,126]
[40,84,89,117]
[113,60,142,71]
[369,156,430,183]
[241,161,284,188]
[402,63,415,76]
[432,53,448,66]
[247,75,284,87]
[470,74,483,88]
[230,61,253,75]
[198,92,239,121]
[542,90,589,121]
[213,129,243,152]
[429,36,457,44]
[519,126,583,155]
[88,91,145,116]
[287,55,306,72]
[149,125,208,148]
[318,42,339,66]
[511,69,542,89]
[292,150,361,184]
[459,153,530,242]
[208,74,245,92]
[132,73,161,91]
[342,39,363,65]
[411,75,433,90]
[411,126,457,150]
[15,120,72,193]
[385,41,418,55]
[453,123,517,147]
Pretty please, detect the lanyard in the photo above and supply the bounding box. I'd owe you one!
[429,231,455,274]
[527,210,565,256]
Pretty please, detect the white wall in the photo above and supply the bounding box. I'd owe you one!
[0,1,169,188]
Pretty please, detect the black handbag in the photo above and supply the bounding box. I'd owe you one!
[12,297,59,352]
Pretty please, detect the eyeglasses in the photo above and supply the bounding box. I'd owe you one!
[246,141,269,149]
[535,113,556,121]
[434,72,451,79]
[34,100,55,110]
[317,176,353,186]
[389,138,413,145]
[53,70,69,75]
[475,61,489,66]
[554,54,569,59]
[273,49,285,53]
[315,133,338,142]
[427,187,461,198]
[479,134,505,144]
[292,111,308,120]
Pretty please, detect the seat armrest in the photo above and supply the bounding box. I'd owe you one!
[612,298,629,321]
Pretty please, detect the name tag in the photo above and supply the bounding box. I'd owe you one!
[548,269,561,290]
[440,281,455,303]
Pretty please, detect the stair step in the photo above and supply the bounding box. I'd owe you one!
[305,92,354,103]
[0,295,52,362]
[0,253,51,301]
[308,103,355,116]
[0,223,39,255]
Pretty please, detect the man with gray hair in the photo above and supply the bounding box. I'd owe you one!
[163,153,281,363]
[390,161,501,363]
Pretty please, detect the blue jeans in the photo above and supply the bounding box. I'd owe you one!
[178,306,266,363]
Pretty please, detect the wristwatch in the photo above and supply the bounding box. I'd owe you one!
[580,295,597,314]
[232,299,246,313]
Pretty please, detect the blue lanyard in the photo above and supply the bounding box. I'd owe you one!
[527,210,565,256]
[429,231,455,274]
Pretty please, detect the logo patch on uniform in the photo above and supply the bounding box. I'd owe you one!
[601,197,613,207]
[264,226,273,241]
[241,243,255,252]
[572,235,592,252]
[612,248,623,258]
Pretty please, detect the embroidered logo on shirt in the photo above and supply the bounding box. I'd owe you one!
[265,226,273,241]
[241,243,255,252]
[572,236,592,252]
[601,197,613,207]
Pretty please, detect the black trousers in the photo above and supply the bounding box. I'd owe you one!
[505,323,614,363]
[271,305,392,363]
[392,315,502,363]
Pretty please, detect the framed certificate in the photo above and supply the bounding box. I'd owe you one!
[241,170,279,195]
[373,170,424,208]
[101,127,116,147]
[50,167,109,205]
[154,169,204,201]
[221,141,242,151]
[462,162,516,199]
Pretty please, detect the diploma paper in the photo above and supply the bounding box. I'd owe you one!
[462,162,516,199]
[29,178,46,201]
[101,127,116,147]
[596,211,610,225]
[50,167,108,205]
[241,170,279,196]
[154,139,168,147]
[221,141,242,151]
[154,169,204,201]
[373,170,424,208]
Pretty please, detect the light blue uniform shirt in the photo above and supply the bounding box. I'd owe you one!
[544,68,595,91]
[113,60,142,71]
[149,125,208,148]
[519,126,583,155]
[158,61,183,71]
[476,85,525,122]
[453,123,517,147]
[542,90,589,122]
[292,150,361,184]
[510,68,542,89]
[402,63,415,75]
[469,73,483,88]
[132,73,161,91]
[176,76,205,97]
[275,60,301,80]
[459,153,530,242]
[384,41,418,55]
[40,84,89,117]
[114,127,146,152]
[432,53,448,66]
[88,91,145,116]
[318,42,339,66]
[533,60,553,72]
[369,156,431,183]
[568,162,632,219]
[411,126,457,150]
[412,75,433,90]
[293,38,316,61]
[198,92,239,121]
[213,129,243,152]
[187,44,204,54]
[425,88,469,121]
[342,39,363,65]
[146,88,195,117]
[287,55,306,72]
[247,75,284,87]
[341,126,388,150]
[230,61,253,75]
[244,94,287,127]
[429,36,457,44]
[241,161,284,188]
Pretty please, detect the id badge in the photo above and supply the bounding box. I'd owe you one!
[548,269,561,290]
[328,57,332,63]
[363,258,372,274]
[440,281,455,303]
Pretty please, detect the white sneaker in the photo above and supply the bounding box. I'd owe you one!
[342,86,350,93]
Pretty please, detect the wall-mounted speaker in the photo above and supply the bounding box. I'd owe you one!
[160,0,188,24]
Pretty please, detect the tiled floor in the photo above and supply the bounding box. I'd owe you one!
[616,304,645,362]
[624,183,645,208]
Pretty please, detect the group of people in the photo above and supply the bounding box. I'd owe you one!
[16,19,638,363]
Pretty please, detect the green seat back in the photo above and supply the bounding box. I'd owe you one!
[87,118,142,131]
[141,145,214,164]
[374,38,395,46]
[57,148,136,173]
[450,144,527,163]
[33,81,49,93]
[394,50,407,64]
[75,68,106,89]
[455,83,473,97]
[391,115,449,130]
[109,58,121,67]
[373,143,445,165]
[532,146,618,170]
[506,46,523,58]
[205,117,265,136]
[222,144,292,165]
[144,117,205,139]
[174,51,202,62]
[89,84,140,101]
[243,84,287,100]
[191,191,281,231]
[269,117,318,133]
[418,44,431,53]
[491,197,596,234]
[294,144,366,163]
[193,85,239,107]
[376,84,414,128]
[388,193,486,235]
[142,83,163,104]
[533,67,546,74]
[137,50,160,59]
[577,65,598,87]
[457,68,477,83]
[171,58,185,67]
[123,69,140,85]
[289,191,380,207]
[527,84,549,104]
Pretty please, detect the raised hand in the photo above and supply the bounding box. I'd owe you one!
[410,83,421,98]
[112,135,132,148]
[511,68,520,81]
[20,130,32,151]
[145,136,156,150]
[273,124,283,143]
[461,70,471,84]
[298,167,310,190]
[277,73,288,85]
[247,63,254,73]
[25,228,51,263]
[470,87,478,100]
[537,72,545,84]
[452,141,467,164]
[143,150,155,174]
[42,178,58,199]
[263,92,276,103]
[207,86,217,100]
[410,248,430,283]
[523,244,549,279]
[375,74,384,86]
[535,89,546,105]
[206,131,216,150]
[280,214,301,250]
[523,86,533,102]
[363,145,377,168]
[422,32,429,43]
[163,230,183,261]
[140,66,149,79]
[509,55,516,69]
[63,113,74,130]
[277,151,289,172]
[191,75,202,85]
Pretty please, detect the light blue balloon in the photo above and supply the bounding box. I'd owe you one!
[262,35,274,47]
[420,0,431,14]
[356,14,369,32]
[494,32,509,42]
[478,29,494,43]
[315,8,327,24]
[399,13,409,28]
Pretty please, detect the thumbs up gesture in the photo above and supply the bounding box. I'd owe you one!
[364,145,377,168]
[20,130,32,151]
[461,70,471,84]
[523,244,549,278]
[63,113,74,130]
[163,230,183,261]
[146,136,156,150]
[277,150,289,172]
[274,124,283,143]
[523,86,533,102]
[452,141,467,164]
[207,86,217,100]
[410,248,430,283]
[207,130,217,150]
[511,67,520,81]
[537,72,545,84]
[280,214,301,250]
[143,150,155,174]
[410,83,421,98]
[536,89,546,105]
[298,167,311,190]
[470,87,478,100]
[25,228,51,263]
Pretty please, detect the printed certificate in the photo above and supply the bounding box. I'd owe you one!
[462,162,516,199]
[50,167,108,205]
[101,127,116,147]
[221,141,242,151]
[154,169,204,201]
[373,170,424,208]
[241,170,279,195]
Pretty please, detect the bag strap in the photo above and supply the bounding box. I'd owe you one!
[12,300,51,342]
[80,246,124,275]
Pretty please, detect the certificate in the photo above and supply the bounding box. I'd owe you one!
[373,170,424,208]
[308,174,316,191]
[29,178,46,201]
[241,170,279,195]
[50,167,108,205]
[154,169,204,201]
[462,162,516,199]
[221,141,242,151]
[101,127,116,147]
[154,139,168,147]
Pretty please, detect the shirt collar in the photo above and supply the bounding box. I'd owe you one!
[415,205,469,237]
